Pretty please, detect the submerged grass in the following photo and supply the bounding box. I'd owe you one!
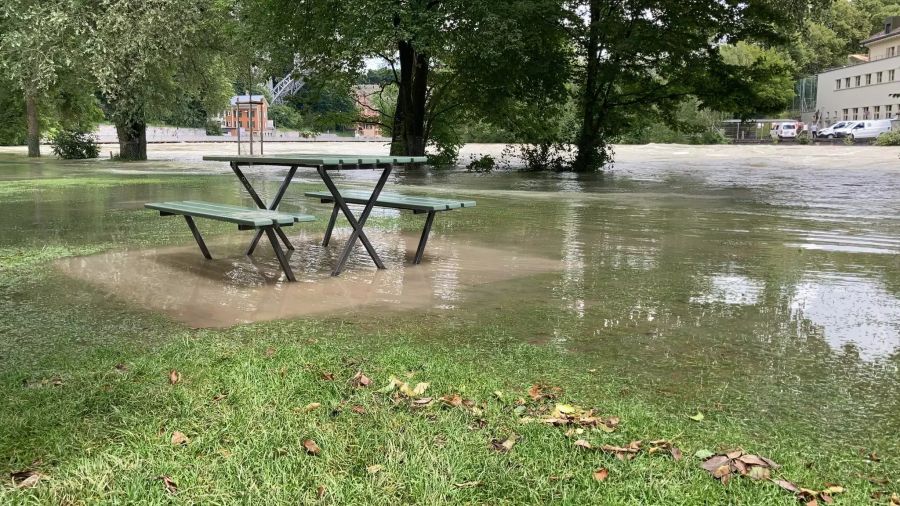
[0,174,897,504]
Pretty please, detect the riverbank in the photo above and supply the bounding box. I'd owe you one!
[1,146,898,503]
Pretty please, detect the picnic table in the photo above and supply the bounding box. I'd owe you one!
[202,154,427,276]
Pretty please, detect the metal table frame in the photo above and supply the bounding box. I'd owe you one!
[206,155,424,276]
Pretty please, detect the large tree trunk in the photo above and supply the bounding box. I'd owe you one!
[572,1,602,172]
[25,93,40,157]
[390,39,429,157]
[116,116,147,161]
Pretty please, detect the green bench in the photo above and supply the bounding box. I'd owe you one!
[145,200,315,281]
[305,190,476,264]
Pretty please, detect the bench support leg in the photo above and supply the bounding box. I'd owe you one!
[184,216,212,260]
[232,162,297,255]
[322,204,339,247]
[264,227,296,282]
[317,164,391,276]
[414,211,436,265]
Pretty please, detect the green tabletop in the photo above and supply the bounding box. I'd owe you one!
[203,154,427,167]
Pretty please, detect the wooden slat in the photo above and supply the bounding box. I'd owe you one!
[145,201,313,227]
[304,190,476,212]
[203,154,428,167]
[180,201,316,223]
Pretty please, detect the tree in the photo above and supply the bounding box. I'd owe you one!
[243,0,567,159]
[84,0,234,160]
[562,0,809,172]
[0,0,83,156]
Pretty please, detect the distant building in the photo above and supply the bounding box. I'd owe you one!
[815,17,900,125]
[353,85,383,138]
[221,95,273,136]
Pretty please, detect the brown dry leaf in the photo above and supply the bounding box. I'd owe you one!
[264,348,275,358]
[11,471,44,489]
[453,481,481,489]
[805,500,818,506]
[592,468,609,482]
[737,454,768,467]
[671,447,683,461]
[350,372,372,387]
[702,455,731,474]
[321,372,335,381]
[316,485,326,499]
[747,466,770,481]
[351,405,366,414]
[725,449,743,460]
[440,394,464,408]
[822,485,844,495]
[158,476,178,494]
[890,493,900,506]
[601,443,641,460]
[713,465,731,479]
[491,435,518,453]
[303,439,321,456]
[366,464,384,474]
[574,439,593,450]
[527,384,560,401]
[168,370,181,385]
[772,479,799,494]
[212,393,227,402]
[304,402,322,412]
[412,397,433,407]
[170,431,189,446]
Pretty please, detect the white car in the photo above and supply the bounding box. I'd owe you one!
[818,121,849,138]
[844,119,892,140]
[770,122,798,139]
[833,121,862,138]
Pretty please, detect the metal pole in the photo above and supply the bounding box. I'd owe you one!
[236,98,241,155]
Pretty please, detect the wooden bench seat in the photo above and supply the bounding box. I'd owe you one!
[305,189,475,264]
[145,200,315,281]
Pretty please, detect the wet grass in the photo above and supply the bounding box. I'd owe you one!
[1,171,898,504]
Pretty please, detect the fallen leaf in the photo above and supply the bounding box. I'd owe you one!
[890,493,900,506]
[772,479,799,494]
[440,394,464,408]
[738,454,768,467]
[694,449,714,460]
[304,402,321,412]
[493,391,503,400]
[412,397,433,406]
[491,435,518,452]
[115,363,128,372]
[555,404,576,415]
[351,405,366,414]
[350,372,372,387]
[158,476,177,494]
[701,455,731,473]
[671,447,683,461]
[170,431,189,446]
[725,449,743,460]
[713,465,731,479]
[592,468,609,482]
[321,372,335,381]
[574,439,593,450]
[212,393,227,402]
[11,471,44,489]
[168,370,180,385]
[453,481,481,488]
[747,466,770,480]
[316,485,326,499]
[366,464,384,474]
[689,411,704,421]
[822,485,844,495]
[303,439,321,456]
[805,500,818,506]
[264,348,275,357]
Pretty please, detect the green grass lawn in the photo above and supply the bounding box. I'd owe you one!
[0,175,896,504]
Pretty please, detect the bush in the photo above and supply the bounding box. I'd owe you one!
[874,130,900,146]
[465,154,496,173]
[205,120,223,136]
[843,135,855,146]
[797,132,811,145]
[49,129,100,159]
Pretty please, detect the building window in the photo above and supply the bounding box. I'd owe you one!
[853,107,859,120]
[855,75,861,86]
[835,79,841,90]
[890,47,897,57]
[845,77,851,88]
[891,69,896,81]
[877,72,883,83]
[863,106,870,119]
[843,108,849,120]
[889,105,894,119]
[866,74,872,85]
[875,105,881,119]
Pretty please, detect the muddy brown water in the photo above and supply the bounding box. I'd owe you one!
[1,142,899,447]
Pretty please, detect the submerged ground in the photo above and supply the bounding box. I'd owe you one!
[0,143,898,504]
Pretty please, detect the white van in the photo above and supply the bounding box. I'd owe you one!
[844,119,892,139]
[770,122,798,139]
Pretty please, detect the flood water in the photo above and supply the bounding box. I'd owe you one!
[2,142,899,448]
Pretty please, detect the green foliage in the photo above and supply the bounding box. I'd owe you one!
[48,129,100,159]
[874,130,900,145]
[269,104,305,131]
[618,98,729,145]
[0,78,26,145]
[713,42,796,119]
[797,132,812,145]
[465,154,497,173]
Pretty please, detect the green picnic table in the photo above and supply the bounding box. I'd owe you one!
[202,154,427,277]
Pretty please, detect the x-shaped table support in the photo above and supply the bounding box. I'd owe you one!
[230,161,298,255]
[317,163,393,276]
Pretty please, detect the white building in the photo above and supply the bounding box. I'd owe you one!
[815,17,900,125]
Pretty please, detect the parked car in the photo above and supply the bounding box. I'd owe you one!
[818,121,849,138]
[770,122,799,139]
[833,121,862,138]
[843,119,893,140]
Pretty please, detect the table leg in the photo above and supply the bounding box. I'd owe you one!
[317,164,392,275]
[264,227,296,282]
[414,211,436,264]
[322,203,339,247]
[231,162,298,255]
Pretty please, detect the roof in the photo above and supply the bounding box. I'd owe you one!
[229,95,267,106]
[861,30,900,46]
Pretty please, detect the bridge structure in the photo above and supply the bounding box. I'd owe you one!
[267,69,306,104]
